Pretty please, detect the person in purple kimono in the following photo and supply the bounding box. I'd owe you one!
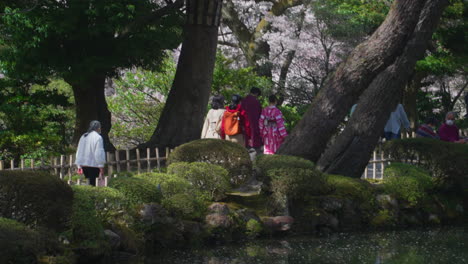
[259,95,288,154]
[438,112,466,143]
[241,87,263,150]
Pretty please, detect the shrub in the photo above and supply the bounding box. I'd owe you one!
[167,139,252,186]
[161,193,207,220]
[268,168,330,200]
[383,138,468,193]
[383,163,435,206]
[167,162,231,201]
[0,217,44,264]
[135,172,192,198]
[69,187,109,258]
[326,174,375,203]
[255,154,315,181]
[0,170,73,231]
[71,186,131,225]
[108,176,162,204]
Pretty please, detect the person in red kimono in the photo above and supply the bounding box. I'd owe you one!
[220,94,251,146]
[259,95,288,154]
[241,87,263,150]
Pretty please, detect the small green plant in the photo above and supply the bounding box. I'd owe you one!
[245,219,263,238]
[168,162,231,201]
[161,193,207,220]
[135,172,192,198]
[255,154,315,180]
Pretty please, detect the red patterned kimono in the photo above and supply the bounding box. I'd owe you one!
[259,106,287,154]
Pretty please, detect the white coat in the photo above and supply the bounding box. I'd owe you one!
[75,131,106,168]
[201,109,225,139]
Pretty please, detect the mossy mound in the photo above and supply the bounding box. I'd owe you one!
[0,217,44,264]
[108,176,162,204]
[0,170,73,232]
[326,174,375,203]
[168,162,231,201]
[383,138,468,193]
[255,154,315,181]
[383,163,434,207]
[135,172,192,198]
[167,139,252,186]
[268,168,330,199]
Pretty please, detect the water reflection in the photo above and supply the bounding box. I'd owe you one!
[119,227,466,264]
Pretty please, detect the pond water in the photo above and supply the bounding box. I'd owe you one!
[118,227,466,264]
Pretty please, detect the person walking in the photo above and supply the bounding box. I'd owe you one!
[220,94,251,146]
[384,103,410,140]
[201,95,225,139]
[75,120,106,186]
[241,87,263,151]
[259,95,287,154]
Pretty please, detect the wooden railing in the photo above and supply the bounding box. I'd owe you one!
[0,147,173,184]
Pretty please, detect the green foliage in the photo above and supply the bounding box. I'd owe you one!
[268,168,330,200]
[0,78,74,160]
[383,138,468,193]
[135,172,208,219]
[0,170,73,232]
[277,104,309,133]
[69,186,109,256]
[167,162,231,201]
[245,219,263,238]
[108,176,162,204]
[326,174,375,203]
[370,209,396,228]
[0,0,183,82]
[168,139,252,186]
[71,185,131,225]
[211,53,273,100]
[255,154,315,181]
[108,59,175,149]
[161,193,207,220]
[383,163,435,206]
[0,217,44,264]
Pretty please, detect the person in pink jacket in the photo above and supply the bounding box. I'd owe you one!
[259,95,288,154]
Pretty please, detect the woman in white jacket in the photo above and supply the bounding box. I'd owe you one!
[75,120,106,186]
[201,95,225,139]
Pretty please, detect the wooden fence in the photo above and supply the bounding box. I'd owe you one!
[0,147,173,186]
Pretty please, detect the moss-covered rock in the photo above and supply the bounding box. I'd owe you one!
[0,170,73,232]
[108,176,162,204]
[0,217,45,264]
[167,139,252,186]
[326,174,375,204]
[168,162,231,201]
[383,163,434,207]
[162,193,207,220]
[370,209,397,228]
[268,168,330,199]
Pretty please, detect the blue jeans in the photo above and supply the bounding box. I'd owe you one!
[384,131,401,141]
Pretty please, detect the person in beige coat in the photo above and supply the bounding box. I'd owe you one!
[201,95,225,139]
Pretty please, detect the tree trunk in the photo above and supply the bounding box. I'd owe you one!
[69,74,115,151]
[144,0,223,148]
[316,0,448,178]
[278,0,427,162]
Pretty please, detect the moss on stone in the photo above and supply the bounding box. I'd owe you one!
[245,219,263,238]
[167,139,252,186]
[370,209,396,228]
[326,174,375,203]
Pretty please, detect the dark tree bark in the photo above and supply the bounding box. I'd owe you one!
[144,0,223,148]
[316,0,449,178]
[278,0,427,161]
[68,74,115,151]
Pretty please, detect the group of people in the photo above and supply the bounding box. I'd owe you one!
[352,102,466,143]
[201,87,288,155]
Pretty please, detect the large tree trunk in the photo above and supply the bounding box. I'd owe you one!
[316,0,448,178]
[145,0,223,148]
[68,74,115,151]
[278,0,427,162]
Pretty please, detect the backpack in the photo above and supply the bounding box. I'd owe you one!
[223,110,242,136]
